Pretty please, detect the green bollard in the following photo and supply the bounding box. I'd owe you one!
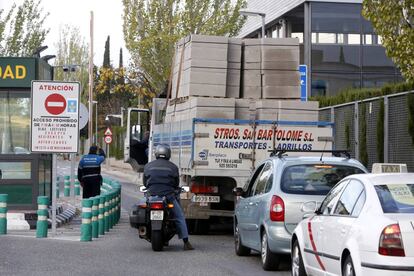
[64,175,70,197]
[80,198,93,242]
[91,197,99,238]
[98,195,105,236]
[117,187,122,223]
[114,191,119,225]
[74,176,81,196]
[56,176,60,198]
[36,196,49,238]
[104,193,110,232]
[0,194,8,235]
[109,193,114,229]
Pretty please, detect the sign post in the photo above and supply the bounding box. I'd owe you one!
[299,65,307,102]
[104,127,112,169]
[31,81,80,235]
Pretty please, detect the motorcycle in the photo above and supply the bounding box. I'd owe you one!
[129,186,189,251]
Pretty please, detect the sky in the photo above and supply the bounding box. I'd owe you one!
[0,0,131,67]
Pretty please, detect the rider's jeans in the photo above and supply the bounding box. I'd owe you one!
[168,196,189,240]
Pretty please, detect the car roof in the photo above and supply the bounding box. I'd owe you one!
[271,156,365,167]
[353,173,414,185]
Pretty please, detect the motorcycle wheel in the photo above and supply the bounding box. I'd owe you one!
[151,230,164,251]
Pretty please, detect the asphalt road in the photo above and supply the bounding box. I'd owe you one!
[0,162,291,276]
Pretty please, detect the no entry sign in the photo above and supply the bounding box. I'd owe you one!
[31,81,80,153]
[45,93,67,115]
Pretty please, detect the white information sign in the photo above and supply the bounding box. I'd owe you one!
[194,124,333,171]
[31,81,80,153]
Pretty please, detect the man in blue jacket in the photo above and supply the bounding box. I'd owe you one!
[78,145,106,198]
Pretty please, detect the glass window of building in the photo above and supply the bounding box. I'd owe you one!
[0,91,31,154]
[312,72,361,97]
[292,32,303,43]
[347,34,361,45]
[318,33,336,43]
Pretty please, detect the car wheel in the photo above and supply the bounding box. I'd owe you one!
[234,223,250,256]
[261,231,280,271]
[342,255,355,276]
[292,240,307,276]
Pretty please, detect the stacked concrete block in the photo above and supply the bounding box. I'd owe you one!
[255,100,319,122]
[242,38,300,99]
[171,35,229,99]
[226,38,242,98]
[166,97,236,122]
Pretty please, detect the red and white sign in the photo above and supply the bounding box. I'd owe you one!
[104,127,112,136]
[31,81,80,153]
[104,135,112,144]
[45,93,67,115]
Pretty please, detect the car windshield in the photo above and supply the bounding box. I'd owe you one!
[374,184,414,213]
[281,164,365,195]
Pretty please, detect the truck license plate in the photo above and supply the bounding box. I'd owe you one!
[191,195,220,203]
[150,210,164,220]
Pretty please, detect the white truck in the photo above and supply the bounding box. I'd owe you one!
[124,99,333,233]
[123,34,333,232]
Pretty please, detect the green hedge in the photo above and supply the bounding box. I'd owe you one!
[312,81,414,108]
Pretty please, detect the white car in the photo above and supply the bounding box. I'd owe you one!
[291,173,414,276]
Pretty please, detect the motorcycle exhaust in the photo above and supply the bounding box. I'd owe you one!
[139,226,147,236]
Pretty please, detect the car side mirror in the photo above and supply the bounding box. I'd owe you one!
[139,186,147,192]
[233,187,244,197]
[301,201,317,213]
[181,186,190,192]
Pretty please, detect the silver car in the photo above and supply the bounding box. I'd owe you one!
[233,153,368,271]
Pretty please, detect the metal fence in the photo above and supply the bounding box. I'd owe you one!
[320,90,414,172]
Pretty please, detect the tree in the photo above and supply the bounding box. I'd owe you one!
[122,0,246,95]
[363,0,414,82]
[103,35,111,68]
[54,24,89,101]
[0,0,49,57]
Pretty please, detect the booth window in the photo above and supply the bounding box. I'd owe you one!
[0,91,30,154]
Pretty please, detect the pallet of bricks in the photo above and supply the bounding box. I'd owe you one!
[167,34,318,122]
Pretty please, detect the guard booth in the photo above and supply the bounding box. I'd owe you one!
[0,57,53,210]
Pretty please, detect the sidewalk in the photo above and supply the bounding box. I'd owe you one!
[101,158,143,186]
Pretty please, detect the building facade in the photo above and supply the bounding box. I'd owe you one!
[0,57,53,210]
[238,0,402,97]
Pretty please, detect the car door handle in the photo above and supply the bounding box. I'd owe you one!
[341,228,346,235]
[248,202,257,206]
[319,227,324,232]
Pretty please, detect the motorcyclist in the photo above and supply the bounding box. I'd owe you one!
[143,144,194,250]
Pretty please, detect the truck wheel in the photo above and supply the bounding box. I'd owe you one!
[151,230,163,251]
[234,223,250,256]
[261,231,280,271]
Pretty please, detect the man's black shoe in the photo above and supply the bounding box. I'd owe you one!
[183,241,194,250]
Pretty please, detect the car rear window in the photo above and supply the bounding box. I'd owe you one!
[281,164,365,195]
[374,184,414,213]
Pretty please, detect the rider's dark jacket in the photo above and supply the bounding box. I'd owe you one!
[143,158,179,196]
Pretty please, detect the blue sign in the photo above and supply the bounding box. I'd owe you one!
[67,99,77,113]
[299,65,307,101]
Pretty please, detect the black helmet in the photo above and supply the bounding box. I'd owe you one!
[155,144,171,160]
